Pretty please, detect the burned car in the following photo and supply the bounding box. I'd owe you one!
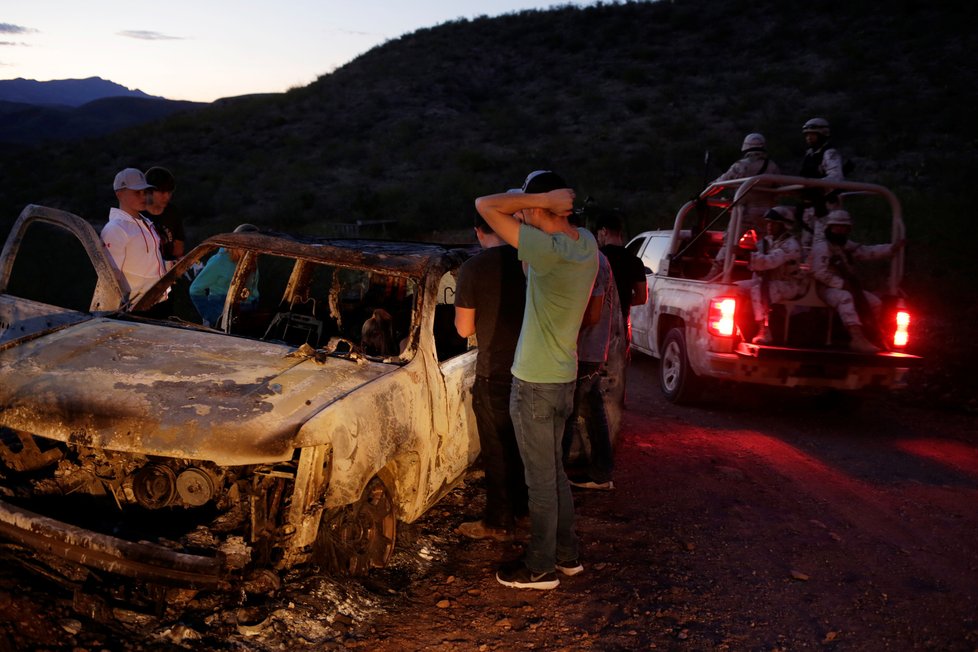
[0,205,480,601]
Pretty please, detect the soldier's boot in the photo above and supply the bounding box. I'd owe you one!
[752,321,774,345]
[847,325,879,354]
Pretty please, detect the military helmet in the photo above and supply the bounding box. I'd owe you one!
[741,132,767,152]
[825,209,852,227]
[802,117,831,137]
[764,206,796,225]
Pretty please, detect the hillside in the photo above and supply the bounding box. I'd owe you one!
[0,0,975,293]
[0,96,204,145]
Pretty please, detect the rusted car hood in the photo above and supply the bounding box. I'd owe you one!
[0,318,394,464]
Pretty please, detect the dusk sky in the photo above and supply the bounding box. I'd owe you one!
[1,1,592,103]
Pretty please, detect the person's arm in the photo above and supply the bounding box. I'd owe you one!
[581,292,603,327]
[474,189,575,248]
[811,243,843,288]
[100,222,128,270]
[454,306,476,338]
[631,280,648,306]
[822,149,845,181]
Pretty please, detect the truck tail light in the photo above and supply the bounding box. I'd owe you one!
[708,297,737,337]
[892,310,910,349]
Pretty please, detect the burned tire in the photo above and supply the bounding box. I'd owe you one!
[659,327,703,404]
[313,475,396,576]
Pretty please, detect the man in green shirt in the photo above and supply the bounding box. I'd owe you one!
[475,170,598,590]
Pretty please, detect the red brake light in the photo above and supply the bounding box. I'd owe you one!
[708,297,737,337]
[893,310,910,349]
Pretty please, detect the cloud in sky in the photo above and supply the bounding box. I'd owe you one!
[117,30,184,41]
[1,23,35,35]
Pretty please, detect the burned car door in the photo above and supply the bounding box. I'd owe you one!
[430,269,480,507]
[0,205,125,345]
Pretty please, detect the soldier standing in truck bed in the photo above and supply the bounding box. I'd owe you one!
[799,117,846,249]
[707,133,782,278]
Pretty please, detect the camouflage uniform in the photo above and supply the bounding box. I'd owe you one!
[711,137,781,270]
[744,229,807,322]
[812,236,893,327]
[714,150,782,234]
[800,118,846,250]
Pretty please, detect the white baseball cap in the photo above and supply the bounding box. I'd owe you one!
[113,168,154,191]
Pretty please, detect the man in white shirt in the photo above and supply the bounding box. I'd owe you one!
[101,168,167,305]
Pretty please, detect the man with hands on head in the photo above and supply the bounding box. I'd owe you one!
[475,170,598,591]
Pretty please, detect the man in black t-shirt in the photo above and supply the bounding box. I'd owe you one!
[594,213,647,327]
[145,166,186,265]
[454,214,528,542]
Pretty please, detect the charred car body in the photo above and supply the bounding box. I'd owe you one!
[0,205,480,601]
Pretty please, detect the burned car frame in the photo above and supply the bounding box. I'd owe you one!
[0,204,480,600]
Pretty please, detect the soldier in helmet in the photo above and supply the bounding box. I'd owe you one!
[811,209,904,353]
[739,206,808,345]
[707,133,782,278]
[799,117,846,249]
[800,118,844,182]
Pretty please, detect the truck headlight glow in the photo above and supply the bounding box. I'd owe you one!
[708,297,737,337]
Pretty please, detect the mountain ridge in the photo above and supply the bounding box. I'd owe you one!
[0,76,161,106]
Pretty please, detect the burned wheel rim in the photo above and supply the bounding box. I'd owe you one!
[315,476,396,576]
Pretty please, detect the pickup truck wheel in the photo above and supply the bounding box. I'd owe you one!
[660,327,703,404]
[313,476,396,576]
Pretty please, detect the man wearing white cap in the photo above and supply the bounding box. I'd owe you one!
[101,168,167,305]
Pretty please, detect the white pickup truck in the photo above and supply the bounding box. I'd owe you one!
[626,174,920,403]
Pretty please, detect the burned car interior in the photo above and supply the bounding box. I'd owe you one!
[135,238,466,362]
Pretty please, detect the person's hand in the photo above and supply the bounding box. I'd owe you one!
[738,229,758,251]
[545,188,576,218]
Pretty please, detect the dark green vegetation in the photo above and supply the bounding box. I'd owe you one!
[0,0,975,405]
[0,96,204,145]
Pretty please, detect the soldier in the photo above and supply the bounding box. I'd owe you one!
[800,118,844,182]
[708,133,782,278]
[799,117,846,248]
[742,206,808,345]
[811,210,904,353]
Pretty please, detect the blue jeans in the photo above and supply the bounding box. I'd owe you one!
[190,293,227,327]
[510,377,579,573]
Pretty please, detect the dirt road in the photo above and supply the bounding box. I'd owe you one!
[2,354,977,650]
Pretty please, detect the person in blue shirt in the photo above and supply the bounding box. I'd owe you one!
[189,224,260,327]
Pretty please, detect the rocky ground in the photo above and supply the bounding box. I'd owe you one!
[2,334,977,651]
